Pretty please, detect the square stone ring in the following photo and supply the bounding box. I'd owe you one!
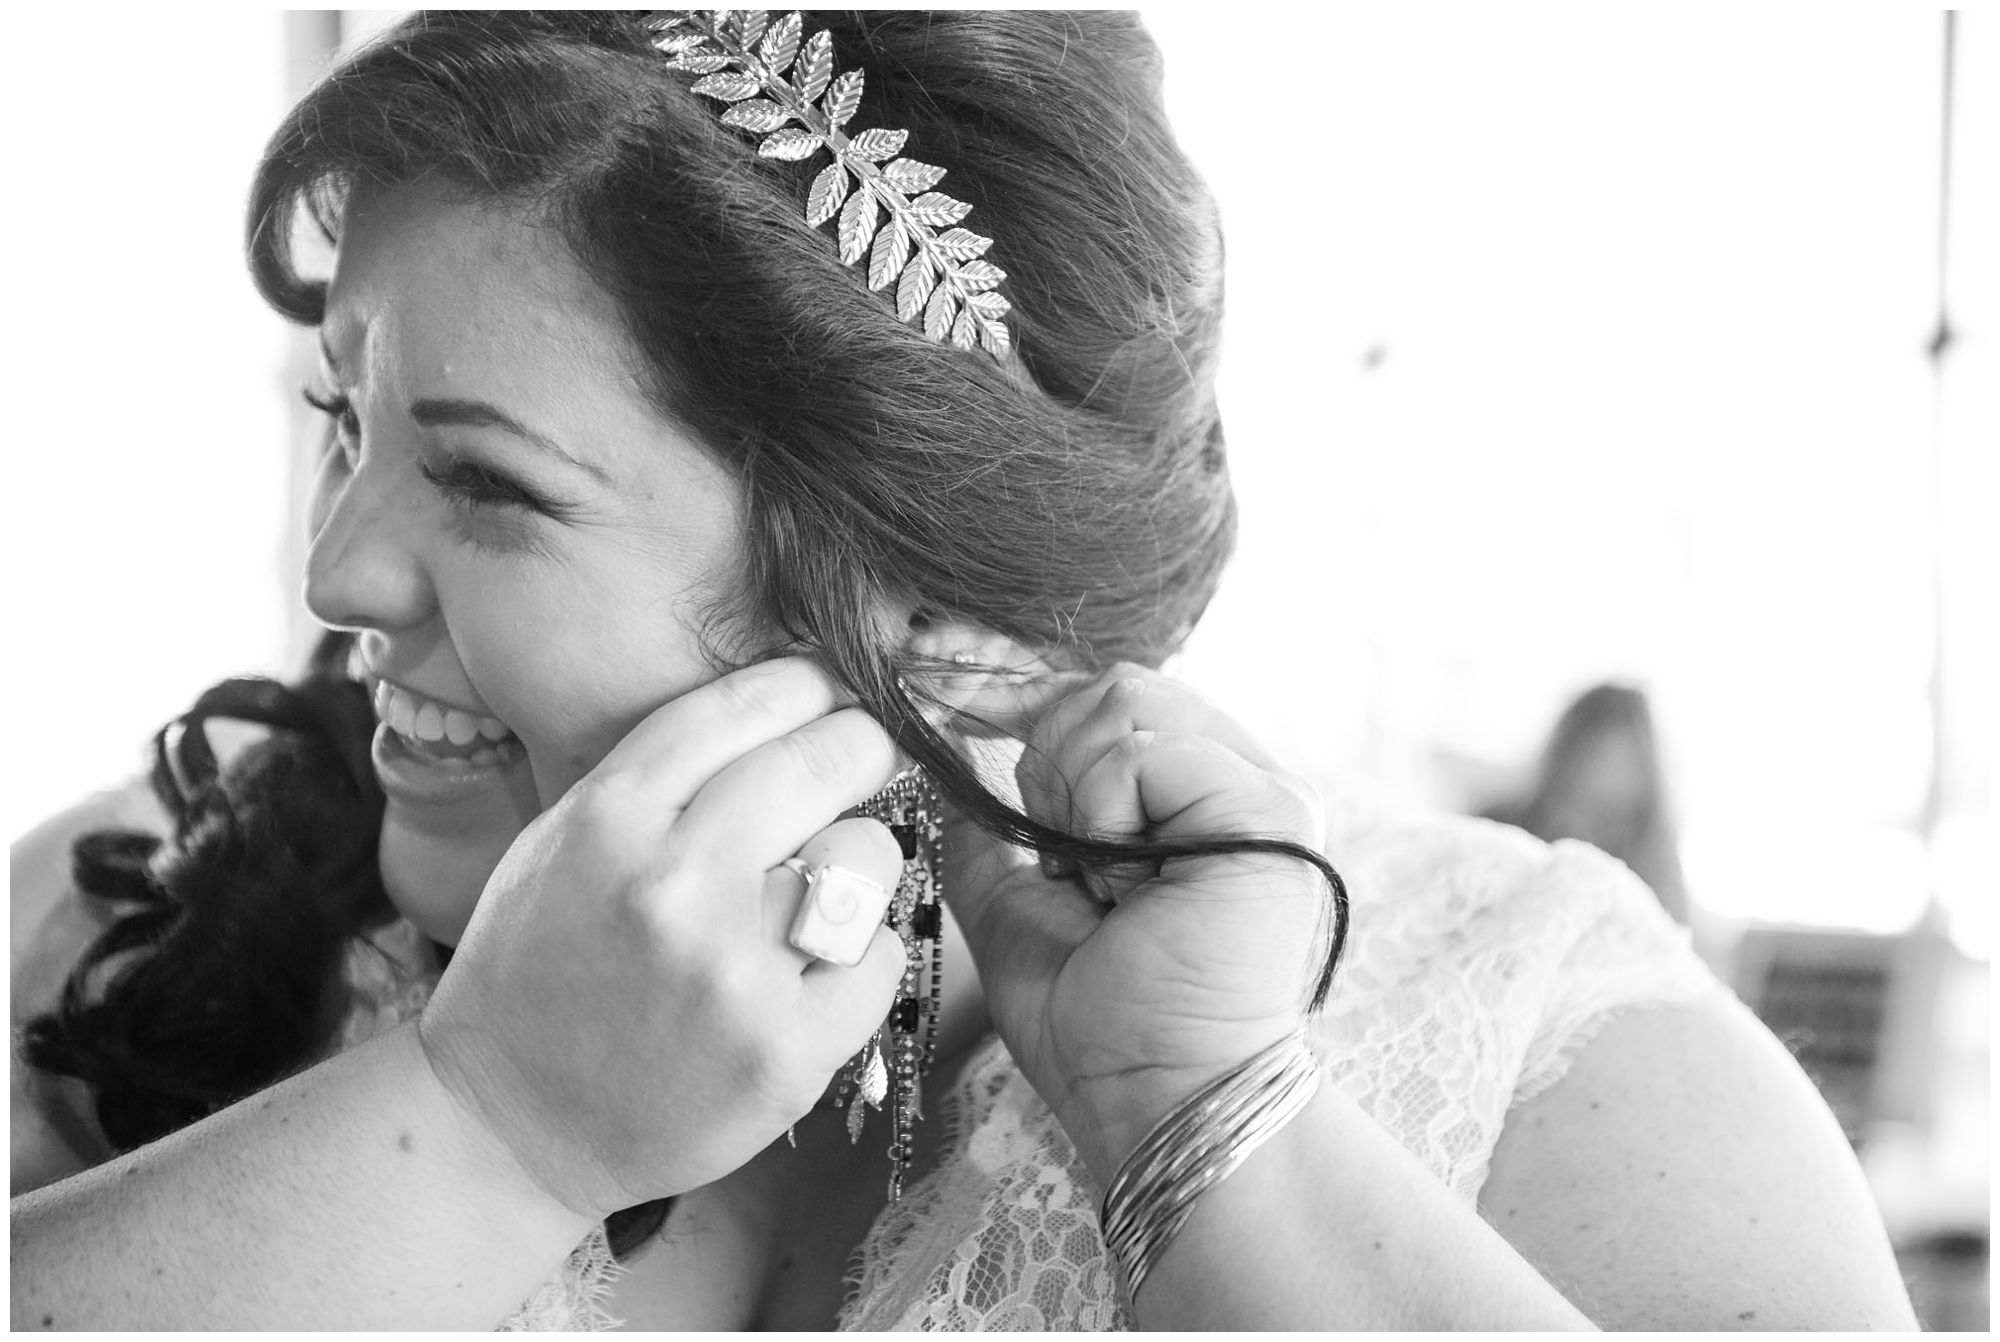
[781,859,895,967]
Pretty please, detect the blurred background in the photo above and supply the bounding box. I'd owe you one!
[8,8,1991,1329]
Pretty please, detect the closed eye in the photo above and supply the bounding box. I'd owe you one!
[418,456,547,513]
[302,386,360,441]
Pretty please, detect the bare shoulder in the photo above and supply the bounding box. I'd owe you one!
[10,776,169,1193]
[1478,995,1918,1329]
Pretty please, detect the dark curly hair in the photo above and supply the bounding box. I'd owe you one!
[25,11,1347,1269]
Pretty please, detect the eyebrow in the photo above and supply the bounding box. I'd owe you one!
[408,397,614,487]
[317,332,612,487]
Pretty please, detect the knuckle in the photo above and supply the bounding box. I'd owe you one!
[829,707,896,774]
[1282,769,1326,819]
[712,949,773,1015]
[565,778,633,848]
[774,724,851,790]
[721,1014,782,1084]
[711,664,783,721]
[1112,729,1156,764]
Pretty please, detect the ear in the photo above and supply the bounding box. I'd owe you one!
[902,610,1088,738]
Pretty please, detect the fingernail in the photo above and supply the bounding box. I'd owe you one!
[1039,850,1079,879]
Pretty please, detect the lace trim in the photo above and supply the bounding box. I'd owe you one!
[840,811,1729,1329]
[499,1226,627,1332]
[840,1036,1129,1331]
[1508,839,1729,1108]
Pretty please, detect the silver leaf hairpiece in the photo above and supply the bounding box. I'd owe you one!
[646,10,1013,359]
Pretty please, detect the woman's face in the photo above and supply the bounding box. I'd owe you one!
[307,183,749,944]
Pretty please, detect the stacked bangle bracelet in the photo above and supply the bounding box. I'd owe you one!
[1099,1028,1322,1301]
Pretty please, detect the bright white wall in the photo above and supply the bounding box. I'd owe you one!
[9,14,295,842]
[1151,7,1995,941]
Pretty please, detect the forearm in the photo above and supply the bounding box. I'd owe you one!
[1102,1084,1595,1330]
[10,1022,596,1330]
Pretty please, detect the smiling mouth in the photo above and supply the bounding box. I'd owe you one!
[369,677,525,767]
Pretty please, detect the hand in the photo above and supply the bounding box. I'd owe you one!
[945,664,1331,1184]
[416,658,910,1220]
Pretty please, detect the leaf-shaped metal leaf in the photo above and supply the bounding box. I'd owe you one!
[924,282,959,343]
[949,304,978,350]
[824,69,864,128]
[905,192,972,226]
[977,315,1011,358]
[848,128,908,163]
[953,259,1005,293]
[878,158,947,194]
[758,10,802,76]
[720,98,789,132]
[690,71,763,102]
[845,1089,867,1143]
[897,254,940,322]
[665,52,731,74]
[796,30,834,101]
[758,128,823,161]
[806,161,850,227]
[838,185,879,265]
[656,10,1010,361]
[859,1045,888,1108]
[867,218,912,291]
[930,227,992,261]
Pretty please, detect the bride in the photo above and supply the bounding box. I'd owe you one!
[11,12,1915,1330]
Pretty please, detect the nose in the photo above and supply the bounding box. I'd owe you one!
[303,455,437,634]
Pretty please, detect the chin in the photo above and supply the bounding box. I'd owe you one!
[378,803,523,947]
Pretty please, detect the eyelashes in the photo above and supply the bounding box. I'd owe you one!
[416,456,545,512]
[301,386,360,457]
[299,386,555,518]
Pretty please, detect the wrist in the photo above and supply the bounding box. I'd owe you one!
[1058,1026,1313,1188]
[1092,1030,1322,1302]
[392,1019,603,1234]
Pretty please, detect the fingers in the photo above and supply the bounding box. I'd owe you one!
[797,920,908,1063]
[783,818,909,1065]
[768,817,906,969]
[589,657,848,815]
[1017,665,1323,851]
[794,816,905,884]
[677,708,898,869]
[1068,729,1314,851]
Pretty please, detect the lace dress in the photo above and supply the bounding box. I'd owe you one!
[337,804,1729,1330]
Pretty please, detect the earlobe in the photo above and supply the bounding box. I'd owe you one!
[903,612,1083,737]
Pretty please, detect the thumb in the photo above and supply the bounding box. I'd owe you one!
[939,806,1100,993]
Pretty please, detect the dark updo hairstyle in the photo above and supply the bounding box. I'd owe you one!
[27,11,1347,1265]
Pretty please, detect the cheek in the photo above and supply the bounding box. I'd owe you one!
[481,627,731,808]
[378,792,534,946]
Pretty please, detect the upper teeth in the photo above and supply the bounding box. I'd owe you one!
[373,680,513,746]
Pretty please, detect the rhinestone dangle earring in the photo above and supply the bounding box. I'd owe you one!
[846,767,946,1202]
